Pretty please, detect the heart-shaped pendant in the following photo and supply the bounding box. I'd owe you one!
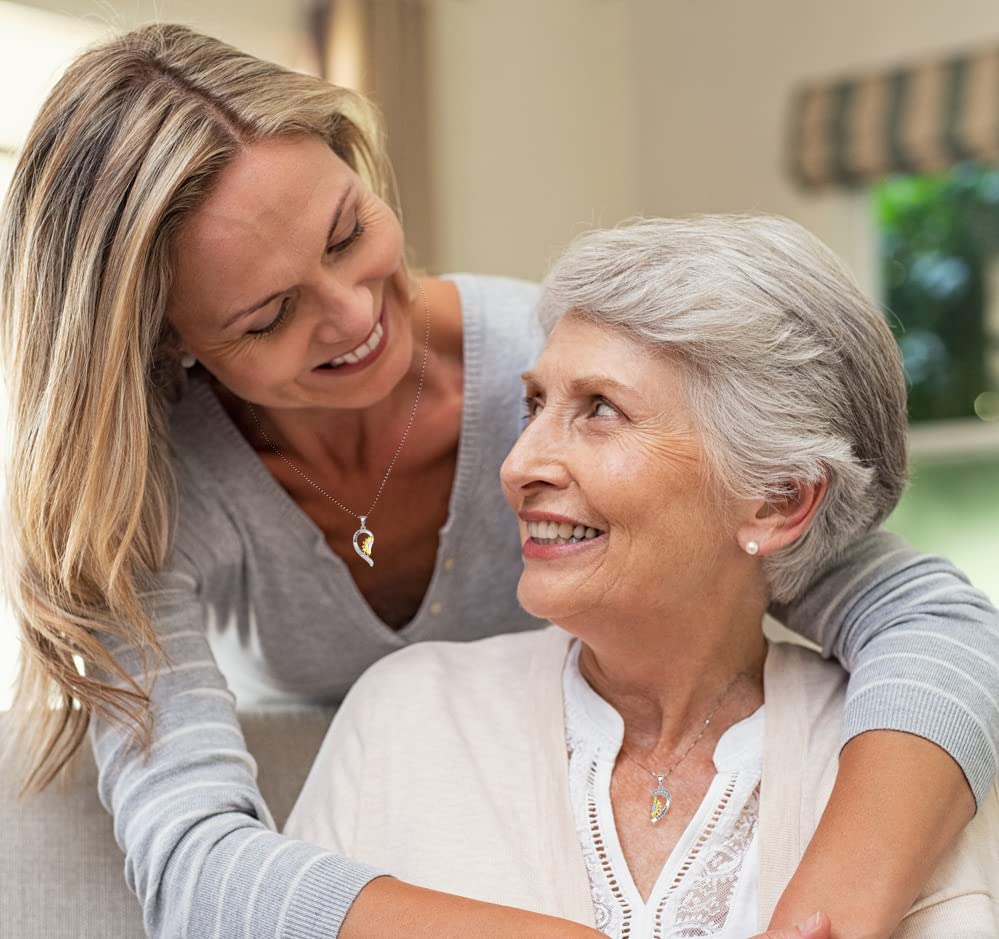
[650,776,672,824]
[352,517,375,567]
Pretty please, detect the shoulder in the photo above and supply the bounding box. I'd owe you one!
[445,273,544,366]
[446,272,541,314]
[168,371,235,475]
[763,638,849,780]
[357,624,563,688]
[158,374,245,579]
[766,639,847,687]
[765,639,849,736]
[346,625,568,716]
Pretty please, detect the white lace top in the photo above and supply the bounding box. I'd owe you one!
[562,640,765,938]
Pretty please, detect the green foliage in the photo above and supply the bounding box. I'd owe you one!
[874,163,999,421]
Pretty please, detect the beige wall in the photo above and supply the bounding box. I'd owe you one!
[426,0,999,286]
[13,0,308,70]
[425,0,641,280]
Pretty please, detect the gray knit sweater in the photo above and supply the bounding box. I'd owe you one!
[90,274,999,939]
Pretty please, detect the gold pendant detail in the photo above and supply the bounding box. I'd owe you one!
[352,517,375,567]
[650,776,672,824]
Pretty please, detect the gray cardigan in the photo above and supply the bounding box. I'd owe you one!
[91,274,999,939]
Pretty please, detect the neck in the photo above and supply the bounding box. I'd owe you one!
[573,586,768,757]
[260,350,438,475]
[228,278,462,478]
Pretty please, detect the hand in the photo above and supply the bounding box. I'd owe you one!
[750,911,830,939]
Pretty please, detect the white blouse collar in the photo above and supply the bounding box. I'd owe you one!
[562,638,765,773]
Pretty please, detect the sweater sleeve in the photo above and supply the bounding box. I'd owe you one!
[89,551,385,939]
[777,528,999,809]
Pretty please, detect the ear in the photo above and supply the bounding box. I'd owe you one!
[735,475,829,557]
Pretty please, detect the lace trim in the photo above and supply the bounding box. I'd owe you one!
[586,756,635,937]
[656,783,761,938]
[573,760,760,937]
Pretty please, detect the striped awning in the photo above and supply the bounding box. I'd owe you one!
[788,46,999,188]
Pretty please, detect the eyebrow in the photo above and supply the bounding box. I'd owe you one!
[218,184,355,330]
[520,371,639,399]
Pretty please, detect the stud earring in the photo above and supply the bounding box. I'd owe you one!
[745,541,760,556]
[180,353,196,368]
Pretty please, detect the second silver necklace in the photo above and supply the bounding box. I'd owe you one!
[619,668,755,824]
[247,279,431,568]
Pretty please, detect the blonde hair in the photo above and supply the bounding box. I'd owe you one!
[0,23,396,792]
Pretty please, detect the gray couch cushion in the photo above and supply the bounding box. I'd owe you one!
[0,709,333,939]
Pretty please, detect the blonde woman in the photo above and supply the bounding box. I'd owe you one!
[0,24,995,939]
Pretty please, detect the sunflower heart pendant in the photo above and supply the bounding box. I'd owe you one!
[650,776,672,824]
[352,517,375,568]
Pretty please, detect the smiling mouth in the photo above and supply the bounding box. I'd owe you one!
[525,519,605,545]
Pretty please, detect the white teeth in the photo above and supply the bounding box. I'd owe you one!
[525,520,604,543]
[327,321,384,367]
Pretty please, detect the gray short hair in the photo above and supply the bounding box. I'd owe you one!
[537,214,908,603]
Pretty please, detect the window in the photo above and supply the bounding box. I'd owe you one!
[875,163,999,424]
[877,164,999,604]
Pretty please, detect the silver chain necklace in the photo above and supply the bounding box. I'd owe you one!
[618,669,755,824]
[246,279,431,568]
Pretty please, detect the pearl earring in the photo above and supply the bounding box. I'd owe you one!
[745,541,760,556]
[180,353,196,368]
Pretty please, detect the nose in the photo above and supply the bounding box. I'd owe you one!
[500,417,572,507]
[311,274,377,345]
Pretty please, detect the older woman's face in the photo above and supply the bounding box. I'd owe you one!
[168,135,411,411]
[501,314,737,627]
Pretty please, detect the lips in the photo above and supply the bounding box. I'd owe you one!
[518,511,607,560]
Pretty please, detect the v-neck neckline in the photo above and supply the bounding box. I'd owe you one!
[562,639,766,917]
[184,273,485,644]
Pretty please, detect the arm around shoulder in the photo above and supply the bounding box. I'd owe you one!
[91,552,382,939]
[778,527,999,806]
[769,529,998,937]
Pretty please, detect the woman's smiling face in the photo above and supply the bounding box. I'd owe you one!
[167,134,412,410]
[501,314,740,629]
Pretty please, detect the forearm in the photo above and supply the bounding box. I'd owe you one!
[93,580,382,939]
[341,877,605,939]
[767,729,976,939]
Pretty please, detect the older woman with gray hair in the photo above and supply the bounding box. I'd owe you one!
[285,215,998,938]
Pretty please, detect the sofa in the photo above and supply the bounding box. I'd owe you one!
[0,708,333,939]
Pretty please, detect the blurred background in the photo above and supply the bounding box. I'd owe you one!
[1,0,997,706]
